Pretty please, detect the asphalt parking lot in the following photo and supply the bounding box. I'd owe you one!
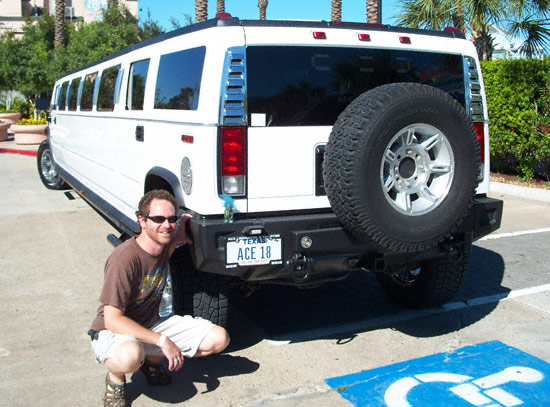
[1,151,550,407]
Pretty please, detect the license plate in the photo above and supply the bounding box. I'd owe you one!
[226,235,282,267]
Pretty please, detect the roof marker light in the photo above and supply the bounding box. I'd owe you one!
[313,31,327,40]
[358,33,371,41]
[399,36,411,44]
[181,135,194,144]
[215,13,233,20]
[444,26,463,34]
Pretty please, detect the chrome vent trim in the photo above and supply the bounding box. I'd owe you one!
[219,47,247,125]
[464,56,485,122]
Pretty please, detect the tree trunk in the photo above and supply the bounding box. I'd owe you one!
[217,0,225,14]
[472,30,494,61]
[54,0,66,47]
[195,0,208,23]
[366,0,381,24]
[258,0,268,20]
[331,0,342,22]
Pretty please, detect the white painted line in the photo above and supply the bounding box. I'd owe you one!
[480,227,550,241]
[267,283,550,345]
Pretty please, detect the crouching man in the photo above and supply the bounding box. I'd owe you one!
[88,190,230,407]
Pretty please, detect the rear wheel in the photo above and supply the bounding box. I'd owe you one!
[376,252,469,308]
[170,245,229,327]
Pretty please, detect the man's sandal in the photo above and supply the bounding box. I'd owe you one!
[140,359,172,385]
[104,373,126,407]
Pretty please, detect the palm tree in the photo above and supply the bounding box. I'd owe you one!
[54,0,66,47]
[398,0,550,60]
[367,0,381,23]
[196,0,208,23]
[507,1,550,57]
[217,0,225,14]
[258,0,268,20]
[331,0,342,21]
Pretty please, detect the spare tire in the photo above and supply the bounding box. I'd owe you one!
[323,83,480,253]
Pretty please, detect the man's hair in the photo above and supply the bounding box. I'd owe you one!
[136,189,179,218]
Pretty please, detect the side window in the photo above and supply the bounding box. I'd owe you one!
[68,77,81,111]
[80,72,98,111]
[97,65,121,111]
[52,85,60,110]
[58,81,69,110]
[154,46,206,110]
[127,59,149,110]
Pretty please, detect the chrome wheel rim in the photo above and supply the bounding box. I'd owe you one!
[380,124,454,216]
[40,149,58,184]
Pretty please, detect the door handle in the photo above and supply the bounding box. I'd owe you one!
[135,125,144,142]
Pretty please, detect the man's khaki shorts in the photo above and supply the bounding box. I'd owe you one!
[91,315,214,363]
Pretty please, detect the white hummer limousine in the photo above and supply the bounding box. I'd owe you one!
[38,15,503,326]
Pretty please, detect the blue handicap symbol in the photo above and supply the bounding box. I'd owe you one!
[325,341,550,407]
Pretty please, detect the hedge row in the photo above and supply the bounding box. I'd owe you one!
[481,58,550,181]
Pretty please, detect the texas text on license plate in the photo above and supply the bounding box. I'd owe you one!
[226,235,282,268]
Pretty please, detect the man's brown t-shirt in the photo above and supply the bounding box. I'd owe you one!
[90,237,169,331]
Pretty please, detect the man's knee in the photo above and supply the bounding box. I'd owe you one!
[197,326,230,356]
[212,326,230,352]
[107,340,144,373]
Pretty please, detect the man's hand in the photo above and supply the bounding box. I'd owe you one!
[160,337,184,371]
[169,214,193,256]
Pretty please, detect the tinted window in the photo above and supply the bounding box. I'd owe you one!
[58,81,69,110]
[128,59,149,110]
[80,72,98,111]
[52,85,60,110]
[68,78,81,111]
[247,46,464,126]
[97,65,121,111]
[154,46,206,110]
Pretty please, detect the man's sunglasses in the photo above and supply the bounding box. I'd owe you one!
[143,215,179,224]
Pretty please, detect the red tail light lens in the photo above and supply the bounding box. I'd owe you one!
[221,127,246,176]
[473,123,485,163]
[220,126,246,196]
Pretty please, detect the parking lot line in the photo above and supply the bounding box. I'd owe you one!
[480,227,550,241]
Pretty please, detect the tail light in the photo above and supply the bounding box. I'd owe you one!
[220,126,246,196]
[473,123,485,163]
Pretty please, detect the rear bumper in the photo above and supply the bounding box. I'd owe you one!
[187,195,503,281]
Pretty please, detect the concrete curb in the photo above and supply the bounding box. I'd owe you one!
[490,182,550,204]
[0,148,37,157]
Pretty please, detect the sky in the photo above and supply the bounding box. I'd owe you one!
[137,0,402,31]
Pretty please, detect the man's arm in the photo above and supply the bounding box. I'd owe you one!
[104,305,184,371]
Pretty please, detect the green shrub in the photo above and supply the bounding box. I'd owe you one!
[481,58,550,181]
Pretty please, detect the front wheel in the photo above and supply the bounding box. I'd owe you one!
[376,252,469,308]
[37,140,69,190]
[170,245,229,327]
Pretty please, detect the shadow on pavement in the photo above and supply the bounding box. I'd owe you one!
[229,245,506,345]
[126,354,259,405]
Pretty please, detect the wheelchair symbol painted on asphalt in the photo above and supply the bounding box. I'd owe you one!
[385,366,544,407]
[326,341,550,407]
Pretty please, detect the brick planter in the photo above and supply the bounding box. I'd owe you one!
[11,124,47,145]
[0,112,21,125]
[0,121,9,141]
